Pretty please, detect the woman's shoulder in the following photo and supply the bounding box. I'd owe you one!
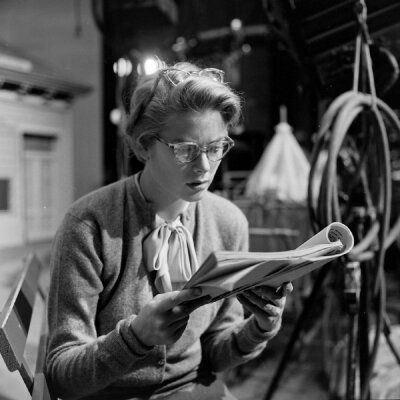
[65,177,133,226]
[73,178,129,207]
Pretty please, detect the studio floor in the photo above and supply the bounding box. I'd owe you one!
[1,246,400,400]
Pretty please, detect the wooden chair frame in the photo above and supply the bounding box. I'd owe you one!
[0,253,56,400]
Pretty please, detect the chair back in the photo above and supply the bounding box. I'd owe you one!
[0,253,56,399]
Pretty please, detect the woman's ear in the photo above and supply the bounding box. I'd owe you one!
[137,135,155,162]
[139,139,156,162]
[138,146,149,162]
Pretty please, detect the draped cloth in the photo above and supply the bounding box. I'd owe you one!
[143,216,199,293]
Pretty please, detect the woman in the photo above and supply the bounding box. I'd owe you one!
[45,61,293,400]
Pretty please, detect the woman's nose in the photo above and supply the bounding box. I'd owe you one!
[192,151,211,172]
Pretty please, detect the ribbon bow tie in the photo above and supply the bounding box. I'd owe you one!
[143,218,198,293]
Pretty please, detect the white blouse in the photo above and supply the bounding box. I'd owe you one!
[135,174,199,292]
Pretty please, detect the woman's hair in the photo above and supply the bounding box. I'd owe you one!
[124,61,242,163]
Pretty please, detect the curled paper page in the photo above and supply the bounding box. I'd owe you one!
[184,222,354,301]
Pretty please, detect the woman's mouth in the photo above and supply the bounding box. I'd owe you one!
[186,180,209,191]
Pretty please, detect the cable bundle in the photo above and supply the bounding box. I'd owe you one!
[307,2,400,398]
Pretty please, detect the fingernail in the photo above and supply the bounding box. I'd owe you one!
[283,283,293,295]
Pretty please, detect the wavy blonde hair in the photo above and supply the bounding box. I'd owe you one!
[124,62,242,163]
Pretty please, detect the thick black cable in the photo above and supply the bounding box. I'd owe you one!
[265,3,400,399]
[308,91,395,400]
[306,3,400,397]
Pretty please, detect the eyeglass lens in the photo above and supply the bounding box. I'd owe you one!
[174,140,232,163]
[164,68,224,86]
[198,69,224,82]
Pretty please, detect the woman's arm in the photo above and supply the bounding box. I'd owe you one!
[46,214,151,399]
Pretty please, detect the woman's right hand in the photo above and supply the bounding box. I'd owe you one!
[130,288,208,346]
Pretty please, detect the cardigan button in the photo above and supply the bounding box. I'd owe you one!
[157,359,165,366]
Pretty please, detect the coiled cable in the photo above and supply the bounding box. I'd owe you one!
[307,2,400,398]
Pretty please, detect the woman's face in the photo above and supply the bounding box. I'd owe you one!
[141,110,228,208]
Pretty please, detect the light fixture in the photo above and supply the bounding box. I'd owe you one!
[110,108,122,125]
[136,56,166,76]
[230,18,242,32]
[113,58,133,77]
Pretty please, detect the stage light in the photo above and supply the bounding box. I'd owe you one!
[113,58,133,77]
[242,43,252,54]
[143,58,159,75]
[110,108,121,125]
[230,18,242,32]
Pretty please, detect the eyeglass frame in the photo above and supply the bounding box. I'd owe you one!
[162,67,224,86]
[153,135,235,164]
[131,67,225,128]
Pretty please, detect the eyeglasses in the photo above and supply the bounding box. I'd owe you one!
[132,67,225,127]
[154,136,234,164]
[161,68,224,86]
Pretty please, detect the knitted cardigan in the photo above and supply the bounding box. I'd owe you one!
[46,174,274,400]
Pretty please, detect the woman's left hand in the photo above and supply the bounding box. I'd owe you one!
[237,282,293,333]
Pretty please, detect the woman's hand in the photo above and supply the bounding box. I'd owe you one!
[237,282,293,333]
[131,288,208,347]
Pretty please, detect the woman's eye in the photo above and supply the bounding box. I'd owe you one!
[210,147,221,154]
[180,144,194,151]
[210,144,224,154]
[176,144,197,156]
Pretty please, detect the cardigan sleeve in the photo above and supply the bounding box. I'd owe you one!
[45,213,153,399]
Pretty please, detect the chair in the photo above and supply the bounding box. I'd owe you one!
[0,253,56,400]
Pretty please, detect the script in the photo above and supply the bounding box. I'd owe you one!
[184,222,354,301]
